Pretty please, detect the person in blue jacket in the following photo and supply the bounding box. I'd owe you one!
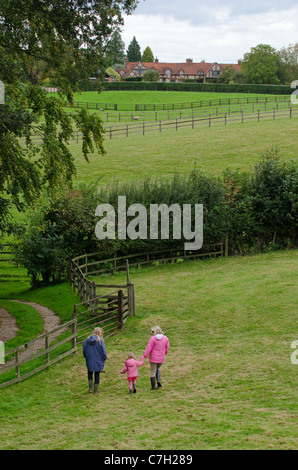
[83,327,107,394]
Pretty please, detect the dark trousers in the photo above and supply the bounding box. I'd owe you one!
[88,370,100,384]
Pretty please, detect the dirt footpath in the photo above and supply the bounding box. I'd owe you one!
[0,300,67,363]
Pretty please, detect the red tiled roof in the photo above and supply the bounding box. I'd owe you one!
[123,60,241,77]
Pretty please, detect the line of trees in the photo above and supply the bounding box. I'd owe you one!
[126,36,155,63]
[105,33,155,67]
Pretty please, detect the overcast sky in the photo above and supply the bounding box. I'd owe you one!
[121,0,298,63]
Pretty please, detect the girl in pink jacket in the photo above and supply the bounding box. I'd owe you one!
[142,326,169,390]
[120,352,144,394]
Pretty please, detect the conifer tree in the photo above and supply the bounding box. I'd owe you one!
[105,29,125,66]
[126,36,141,62]
[142,46,154,62]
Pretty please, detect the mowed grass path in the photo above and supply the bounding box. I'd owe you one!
[1,251,297,449]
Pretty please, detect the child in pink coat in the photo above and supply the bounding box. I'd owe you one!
[120,352,144,394]
[142,326,170,390]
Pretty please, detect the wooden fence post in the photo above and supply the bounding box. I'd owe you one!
[92,282,97,315]
[118,290,124,330]
[72,306,78,350]
[225,235,229,257]
[69,261,73,287]
[45,334,50,368]
[15,349,20,379]
[131,283,136,316]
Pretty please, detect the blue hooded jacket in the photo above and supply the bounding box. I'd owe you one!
[83,335,107,372]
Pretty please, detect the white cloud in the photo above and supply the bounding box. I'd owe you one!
[122,6,298,63]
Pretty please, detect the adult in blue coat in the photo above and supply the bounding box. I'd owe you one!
[83,327,107,394]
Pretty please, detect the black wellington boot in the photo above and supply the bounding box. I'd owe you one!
[150,377,156,390]
[156,370,162,388]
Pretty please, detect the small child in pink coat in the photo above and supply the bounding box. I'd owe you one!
[120,352,144,394]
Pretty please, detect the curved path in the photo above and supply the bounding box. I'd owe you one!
[0,300,67,363]
[0,306,18,342]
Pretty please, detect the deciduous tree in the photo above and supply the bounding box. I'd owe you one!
[0,0,139,235]
[241,44,280,84]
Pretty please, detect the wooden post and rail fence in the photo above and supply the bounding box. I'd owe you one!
[0,239,227,388]
[17,101,298,145]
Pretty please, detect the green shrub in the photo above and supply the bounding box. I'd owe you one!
[14,184,100,286]
[142,70,160,82]
[102,81,292,94]
[15,154,297,285]
[250,149,298,244]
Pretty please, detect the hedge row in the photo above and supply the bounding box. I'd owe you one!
[14,152,297,285]
[97,81,292,95]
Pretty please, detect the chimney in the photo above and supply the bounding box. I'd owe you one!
[186,58,193,65]
[124,56,128,68]
[155,57,159,63]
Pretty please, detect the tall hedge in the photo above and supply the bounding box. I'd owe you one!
[101,82,292,95]
[15,152,297,285]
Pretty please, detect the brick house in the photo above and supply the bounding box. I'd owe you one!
[118,58,241,83]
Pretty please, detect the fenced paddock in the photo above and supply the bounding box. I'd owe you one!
[103,105,298,139]
[0,288,129,389]
[69,97,294,123]
[0,257,133,389]
[19,103,298,145]
[0,239,226,388]
[70,240,227,318]
[70,94,290,112]
[71,241,227,277]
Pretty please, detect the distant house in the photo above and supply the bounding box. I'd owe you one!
[118,58,241,83]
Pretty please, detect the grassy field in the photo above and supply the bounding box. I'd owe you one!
[65,90,292,124]
[71,115,298,185]
[1,90,297,450]
[70,90,288,106]
[0,250,297,449]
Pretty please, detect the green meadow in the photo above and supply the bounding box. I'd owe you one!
[0,251,297,449]
[70,90,287,106]
[72,113,298,185]
[0,90,297,450]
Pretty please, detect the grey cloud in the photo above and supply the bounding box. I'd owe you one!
[135,0,298,25]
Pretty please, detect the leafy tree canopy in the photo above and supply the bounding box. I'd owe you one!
[142,69,159,82]
[278,43,298,84]
[241,44,281,84]
[0,0,139,235]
